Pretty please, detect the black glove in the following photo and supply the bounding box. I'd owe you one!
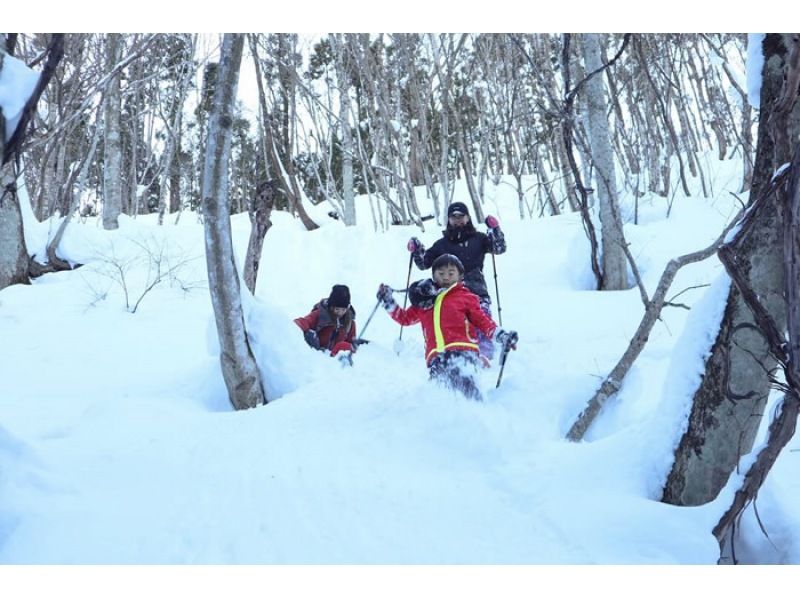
[408,278,439,309]
[303,329,321,350]
[495,328,518,351]
[377,283,398,311]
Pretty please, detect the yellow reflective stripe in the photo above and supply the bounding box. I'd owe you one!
[432,284,456,354]
[426,342,479,361]
[445,342,478,351]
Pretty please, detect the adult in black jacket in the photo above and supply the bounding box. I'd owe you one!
[407,201,507,361]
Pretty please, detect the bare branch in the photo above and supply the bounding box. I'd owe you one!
[566,207,745,441]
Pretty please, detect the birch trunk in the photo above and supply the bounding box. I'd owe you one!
[102,33,123,230]
[331,34,355,226]
[202,34,266,410]
[581,33,628,290]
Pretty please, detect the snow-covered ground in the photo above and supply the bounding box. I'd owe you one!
[1,160,799,574]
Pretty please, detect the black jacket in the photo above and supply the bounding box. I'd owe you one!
[414,226,506,299]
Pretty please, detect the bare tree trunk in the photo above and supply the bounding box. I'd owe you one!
[0,49,29,289]
[0,161,30,290]
[46,106,102,269]
[582,33,628,290]
[202,34,267,410]
[331,34,356,226]
[662,33,800,506]
[170,134,182,213]
[1,35,64,290]
[249,34,318,231]
[102,33,123,230]
[157,38,193,225]
[243,180,275,294]
[710,152,799,562]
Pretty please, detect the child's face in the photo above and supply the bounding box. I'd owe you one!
[433,265,461,288]
[331,306,348,318]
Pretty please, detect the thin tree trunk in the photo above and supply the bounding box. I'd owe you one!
[243,180,275,294]
[102,33,123,230]
[202,34,266,410]
[331,34,355,226]
[582,33,628,290]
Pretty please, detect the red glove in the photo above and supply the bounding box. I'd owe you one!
[407,237,422,253]
[485,215,500,229]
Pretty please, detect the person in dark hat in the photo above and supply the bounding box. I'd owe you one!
[406,201,507,362]
[294,284,358,359]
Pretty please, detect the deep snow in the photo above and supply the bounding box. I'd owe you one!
[2,153,799,569]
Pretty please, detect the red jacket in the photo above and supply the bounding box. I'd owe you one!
[388,282,497,365]
[294,300,357,351]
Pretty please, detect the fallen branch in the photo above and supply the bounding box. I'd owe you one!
[566,208,744,441]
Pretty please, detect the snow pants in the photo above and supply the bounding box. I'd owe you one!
[477,296,495,363]
[428,351,483,401]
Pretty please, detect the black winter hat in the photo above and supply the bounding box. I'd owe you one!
[327,284,351,308]
[447,202,470,217]
[431,253,465,275]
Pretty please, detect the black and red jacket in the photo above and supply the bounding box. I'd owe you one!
[294,299,357,351]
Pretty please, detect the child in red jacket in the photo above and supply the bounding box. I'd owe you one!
[294,284,357,359]
[377,254,518,401]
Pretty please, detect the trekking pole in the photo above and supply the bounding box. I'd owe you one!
[491,252,502,327]
[355,298,382,342]
[397,254,413,343]
[495,343,512,388]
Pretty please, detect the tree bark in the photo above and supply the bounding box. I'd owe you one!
[711,155,799,561]
[581,33,628,290]
[662,33,800,506]
[202,34,267,410]
[331,34,356,226]
[243,180,275,294]
[0,162,30,290]
[102,33,123,230]
[1,36,64,291]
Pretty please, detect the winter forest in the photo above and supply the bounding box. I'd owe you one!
[1,31,800,574]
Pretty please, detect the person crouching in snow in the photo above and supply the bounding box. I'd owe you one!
[294,284,357,362]
[377,254,518,401]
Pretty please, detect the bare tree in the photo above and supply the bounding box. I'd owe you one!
[0,50,31,290]
[581,33,628,290]
[330,33,356,225]
[202,33,266,410]
[0,34,64,291]
[243,179,276,294]
[662,33,800,507]
[711,152,799,563]
[102,33,123,229]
